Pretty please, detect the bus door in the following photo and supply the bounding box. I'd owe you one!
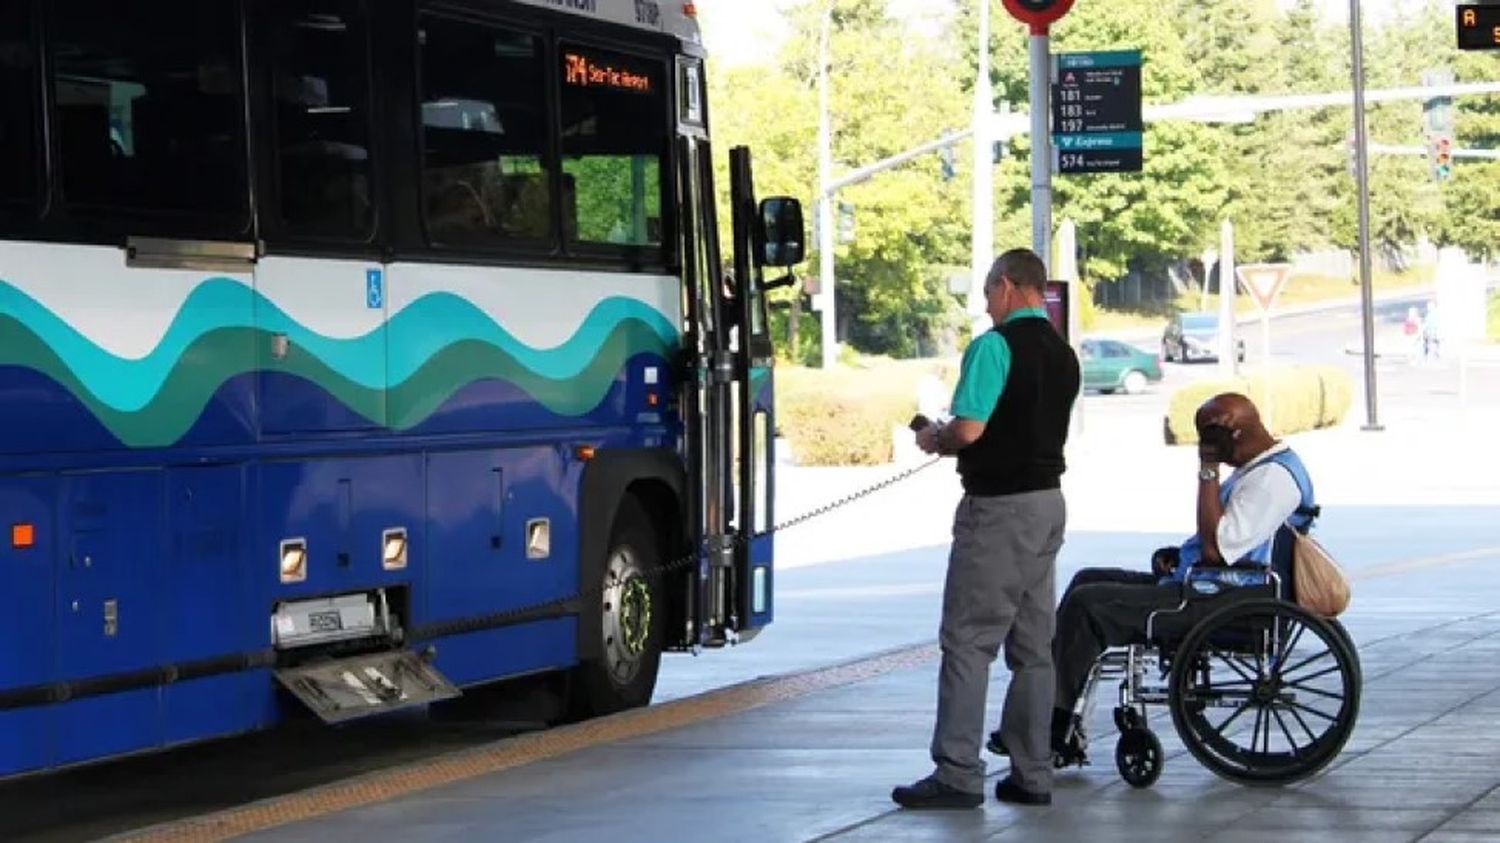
[725,146,783,636]
[675,125,734,647]
[676,62,802,646]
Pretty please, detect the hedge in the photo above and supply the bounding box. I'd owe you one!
[1163,366,1352,445]
[776,360,956,466]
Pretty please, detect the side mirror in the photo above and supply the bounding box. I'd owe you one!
[756,196,805,268]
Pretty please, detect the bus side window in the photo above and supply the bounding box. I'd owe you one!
[0,1,38,207]
[417,16,552,247]
[558,44,667,251]
[48,0,247,230]
[269,1,375,240]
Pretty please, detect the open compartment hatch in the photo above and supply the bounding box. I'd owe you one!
[274,651,461,724]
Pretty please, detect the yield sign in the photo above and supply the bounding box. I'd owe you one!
[1236,263,1292,311]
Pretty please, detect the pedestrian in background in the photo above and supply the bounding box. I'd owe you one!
[892,247,1081,809]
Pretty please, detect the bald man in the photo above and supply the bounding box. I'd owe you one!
[1015,392,1318,760]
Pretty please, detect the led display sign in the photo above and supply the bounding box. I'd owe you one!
[563,50,654,94]
[1456,4,1500,50]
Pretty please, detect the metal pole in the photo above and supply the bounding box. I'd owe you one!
[1029,33,1052,273]
[817,4,836,370]
[1262,315,1273,428]
[1349,0,1380,430]
[970,0,994,332]
[1057,218,1083,434]
[1219,220,1237,378]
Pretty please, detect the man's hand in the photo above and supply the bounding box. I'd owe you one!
[1195,409,1237,468]
[1197,442,1221,471]
[916,423,942,455]
[1151,546,1180,577]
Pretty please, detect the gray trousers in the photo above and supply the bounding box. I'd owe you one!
[930,490,1066,794]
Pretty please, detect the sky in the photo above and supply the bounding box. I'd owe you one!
[696,0,1437,68]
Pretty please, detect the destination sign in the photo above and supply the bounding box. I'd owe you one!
[1056,150,1144,173]
[563,50,655,94]
[1051,49,1143,175]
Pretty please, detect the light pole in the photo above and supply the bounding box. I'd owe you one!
[969,0,994,331]
[1348,0,1381,431]
[1028,31,1051,273]
[817,3,837,369]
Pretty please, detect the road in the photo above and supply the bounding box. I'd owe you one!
[1090,288,1500,432]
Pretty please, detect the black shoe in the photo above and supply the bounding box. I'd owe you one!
[994,776,1052,806]
[986,728,1007,756]
[1050,710,1079,751]
[892,775,984,810]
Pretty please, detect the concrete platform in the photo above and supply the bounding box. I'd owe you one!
[121,541,1500,843]
[104,361,1500,843]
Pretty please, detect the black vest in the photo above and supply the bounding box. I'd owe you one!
[956,316,1080,496]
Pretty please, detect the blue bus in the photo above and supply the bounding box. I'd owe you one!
[0,0,801,776]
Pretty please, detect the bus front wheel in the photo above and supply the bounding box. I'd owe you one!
[569,497,665,718]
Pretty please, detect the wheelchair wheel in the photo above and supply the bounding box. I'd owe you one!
[1168,598,1360,787]
[1116,728,1163,788]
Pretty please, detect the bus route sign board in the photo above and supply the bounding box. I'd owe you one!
[1051,50,1143,175]
[1456,4,1500,50]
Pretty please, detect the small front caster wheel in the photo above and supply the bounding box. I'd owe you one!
[1116,728,1164,788]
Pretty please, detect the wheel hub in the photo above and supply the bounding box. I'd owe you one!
[619,577,651,656]
[602,549,652,685]
[1253,678,1281,705]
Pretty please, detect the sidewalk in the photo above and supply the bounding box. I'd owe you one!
[218,542,1500,843]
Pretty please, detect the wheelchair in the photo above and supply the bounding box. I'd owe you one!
[1060,526,1361,789]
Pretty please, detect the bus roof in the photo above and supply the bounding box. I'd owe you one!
[511,0,703,46]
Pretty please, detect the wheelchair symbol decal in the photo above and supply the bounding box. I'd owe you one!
[366,269,383,309]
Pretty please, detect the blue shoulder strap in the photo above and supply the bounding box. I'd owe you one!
[1265,449,1319,532]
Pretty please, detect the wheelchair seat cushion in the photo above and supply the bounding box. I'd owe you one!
[1148,583,1278,650]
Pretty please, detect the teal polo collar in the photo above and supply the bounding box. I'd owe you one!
[1004,306,1049,324]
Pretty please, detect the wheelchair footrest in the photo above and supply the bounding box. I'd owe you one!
[1052,744,1089,769]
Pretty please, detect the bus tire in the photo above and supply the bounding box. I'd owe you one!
[569,496,665,718]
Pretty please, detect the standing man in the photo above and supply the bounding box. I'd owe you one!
[892,248,1080,809]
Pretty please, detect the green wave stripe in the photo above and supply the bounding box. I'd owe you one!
[0,278,680,412]
[0,315,673,448]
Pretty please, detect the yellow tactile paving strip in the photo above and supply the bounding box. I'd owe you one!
[115,643,941,843]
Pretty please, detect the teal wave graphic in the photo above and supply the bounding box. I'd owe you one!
[0,278,679,413]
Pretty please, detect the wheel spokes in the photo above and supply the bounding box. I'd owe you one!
[1173,603,1358,782]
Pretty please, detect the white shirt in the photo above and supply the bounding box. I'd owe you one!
[1217,443,1304,563]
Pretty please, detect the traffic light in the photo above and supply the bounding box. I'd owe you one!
[837,201,855,243]
[1430,132,1453,181]
[939,145,956,181]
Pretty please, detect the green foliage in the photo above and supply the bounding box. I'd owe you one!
[708,0,971,359]
[564,156,663,244]
[1439,47,1500,259]
[704,0,1500,361]
[775,359,956,465]
[1163,367,1352,445]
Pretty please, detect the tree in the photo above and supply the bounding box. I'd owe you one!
[1201,0,1347,262]
[974,0,1233,290]
[701,0,1499,353]
[729,0,972,358]
[1440,43,1500,259]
